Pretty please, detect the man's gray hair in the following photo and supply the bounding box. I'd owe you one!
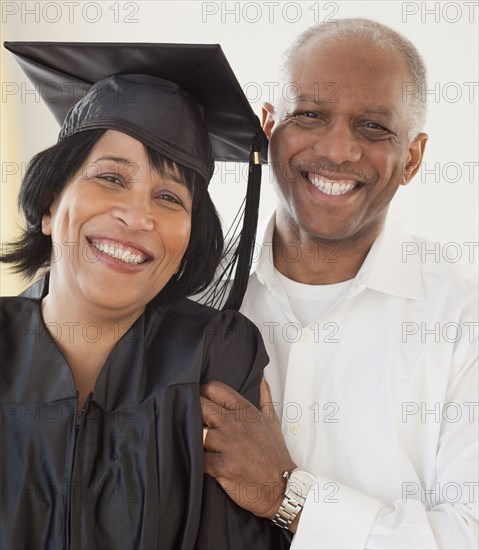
[280,18,427,139]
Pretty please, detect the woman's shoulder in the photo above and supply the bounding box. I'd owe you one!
[0,295,41,323]
[147,295,260,340]
[184,300,268,400]
[1,276,47,327]
[141,297,267,401]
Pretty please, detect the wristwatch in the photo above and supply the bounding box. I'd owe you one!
[272,468,316,529]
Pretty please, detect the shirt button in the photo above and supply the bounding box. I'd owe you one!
[257,274,265,285]
[289,423,301,435]
[300,331,311,343]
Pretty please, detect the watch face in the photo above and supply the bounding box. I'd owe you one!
[288,470,315,498]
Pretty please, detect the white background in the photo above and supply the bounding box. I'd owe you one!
[1,1,478,293]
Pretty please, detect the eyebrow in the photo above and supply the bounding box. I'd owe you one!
[160,170,186,185]
[362,108,395,118]
[295,94,329,105]
[294,97,396,117]
[94,156,133,165]
[93,156,186,186]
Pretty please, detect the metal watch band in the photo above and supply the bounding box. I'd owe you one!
[272,469,315,529]
[272,492,303,529]
[272,470,304,529]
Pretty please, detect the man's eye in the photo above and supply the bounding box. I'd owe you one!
[285,111,320,122]
[363,122,387,131]
[359,121,395,140]
[298,111,318,119]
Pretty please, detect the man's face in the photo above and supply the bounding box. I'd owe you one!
[264,36,427,244]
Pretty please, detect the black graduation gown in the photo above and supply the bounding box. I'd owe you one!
[0,290,291,550]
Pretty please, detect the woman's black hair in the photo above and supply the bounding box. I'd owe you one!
[148,149,223,300]
[1,129,223,301]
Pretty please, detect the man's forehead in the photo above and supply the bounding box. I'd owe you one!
[282,38,410,105]
[275,39,412,128]
[289,35,408,79]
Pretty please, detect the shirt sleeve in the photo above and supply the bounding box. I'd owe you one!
[292,336,479,550]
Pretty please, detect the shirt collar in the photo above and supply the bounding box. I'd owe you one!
[359,213,424,300]
[251,210,278,288]
[251,210,424,301]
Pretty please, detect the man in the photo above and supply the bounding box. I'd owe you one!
[200,18,478,549]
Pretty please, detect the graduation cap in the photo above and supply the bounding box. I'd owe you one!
[4,41,268,310]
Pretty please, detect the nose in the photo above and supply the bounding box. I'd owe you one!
[312,120,361,166]
[111,191,155,231]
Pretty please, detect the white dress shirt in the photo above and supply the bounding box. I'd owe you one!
[241,211,478,549]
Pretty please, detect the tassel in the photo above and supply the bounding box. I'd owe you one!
[222,131,263,310]
[200,129,263,311]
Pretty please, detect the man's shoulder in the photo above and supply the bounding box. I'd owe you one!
[406,234,478,315]
[410,234,477,284]
[385,215,476,293]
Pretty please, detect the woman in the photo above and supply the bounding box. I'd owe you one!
[0,42,289,549]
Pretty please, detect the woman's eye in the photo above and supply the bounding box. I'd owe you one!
[157,193,182,205]
[98,174,124,186]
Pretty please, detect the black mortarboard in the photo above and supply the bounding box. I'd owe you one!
[4,41,268,310]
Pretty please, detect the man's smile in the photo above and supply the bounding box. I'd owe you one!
[304,172,364,196]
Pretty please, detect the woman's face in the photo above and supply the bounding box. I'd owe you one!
[42,130,192,320]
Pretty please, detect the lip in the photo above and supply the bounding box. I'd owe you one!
[86,235,154,274]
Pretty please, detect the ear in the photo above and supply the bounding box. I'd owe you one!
[262,102,276,140]
[401,132,428,185]
[41,212,52,236]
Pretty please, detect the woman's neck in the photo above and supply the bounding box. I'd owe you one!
[40,292,141,408]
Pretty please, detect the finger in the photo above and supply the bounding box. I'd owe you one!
[203,451,238,489]
[203,449,224,477]
[200,395,224,428]
[202,427,224,454]
[201,380,251,411]
[203,449,215,475]
[260,378,280,425]
[259,378,273,408]
[202,426,221,452]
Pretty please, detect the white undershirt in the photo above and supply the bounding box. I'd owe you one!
[274,269,353,328]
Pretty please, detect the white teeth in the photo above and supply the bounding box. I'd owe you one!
[121,249,131,262]
[90,241,146,264]
[308,175,357,196]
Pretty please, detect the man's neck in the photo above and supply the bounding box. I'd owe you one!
[272,219,383,285]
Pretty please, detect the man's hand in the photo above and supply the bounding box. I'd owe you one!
[200,378,296,519]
